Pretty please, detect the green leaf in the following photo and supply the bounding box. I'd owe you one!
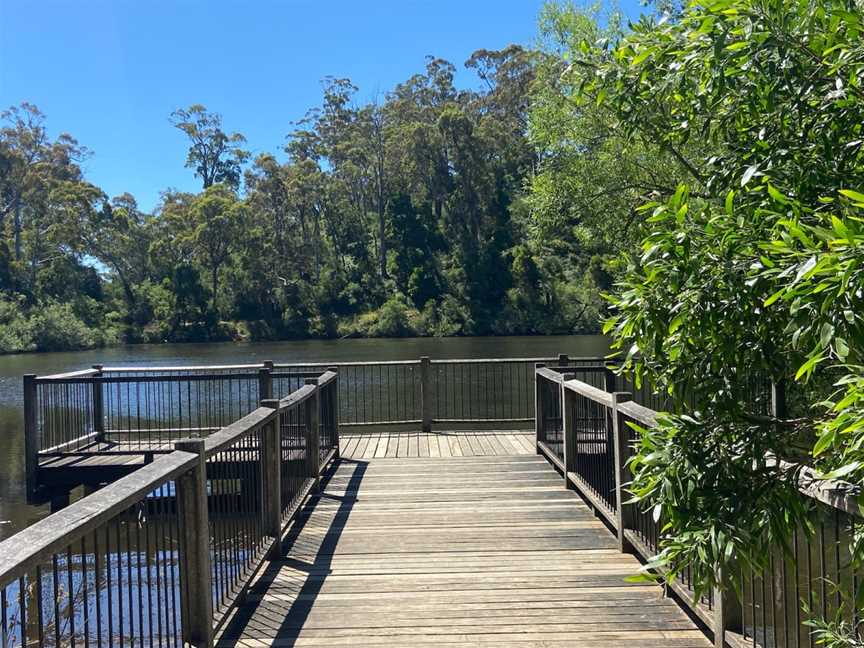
[819,322,835,348]
[741,164,759,187]
[835,337,849,360]
[767,184,789,204]
[795,354,825,380]
[813,430,836,457]
[764,289,785,307]
[831,215,849,238]
[631,49,652,66]
[839,189,864,202]
[725,190,734,215]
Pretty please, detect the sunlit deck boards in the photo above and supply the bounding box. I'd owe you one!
[339,430,535,458]
[215,454,711,648]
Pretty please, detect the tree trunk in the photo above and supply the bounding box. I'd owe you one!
[14,197,22,262]
[377,185,387,278]
[211,266,219,315]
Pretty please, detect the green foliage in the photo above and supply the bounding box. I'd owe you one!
[547,0,864,618]
[2,39,607,352]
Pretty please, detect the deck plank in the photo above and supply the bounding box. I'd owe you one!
[216,453,710,648]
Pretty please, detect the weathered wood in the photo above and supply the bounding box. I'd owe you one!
[603,365,617,393]
[771,379,787,420]
[562,373,577,489]
[612,392,634,553]
[327,366,341,458]
[617,400,658,427]
[0,450,196,585]
[304,378,321,490]
[535,363,546,454]
[563,378,615,407]
[259,365,273,401]
[219,454,711,648]
[23,373,38,501]
[91,364,104,438]
[261,398,281,559]
[713,566,742,648]
[175,438,214,648]
[420,356,432,433]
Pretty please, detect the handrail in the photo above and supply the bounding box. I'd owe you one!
[203,406,276,456]
[38,368,101,380]
[563,377,614,407]
[616,399,658,427]
[0,449,197,585]
[535,369,863,648]
[5,376,340,648]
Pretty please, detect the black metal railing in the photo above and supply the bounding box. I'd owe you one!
[0,452,194,648]
[535,368,564,465]
[533,368,863,648]
[4,376,340,648]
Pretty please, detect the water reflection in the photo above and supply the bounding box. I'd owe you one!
[0,335,607,539]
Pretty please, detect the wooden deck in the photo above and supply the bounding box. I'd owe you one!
[216,453,711,647]
[339,430,535,458]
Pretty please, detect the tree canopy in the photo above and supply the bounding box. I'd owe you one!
[0,48,612,352]
[528,0,864,640]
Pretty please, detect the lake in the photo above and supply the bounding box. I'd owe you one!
[0,335,608,539]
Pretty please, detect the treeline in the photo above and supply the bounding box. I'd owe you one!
[0,45,610,353]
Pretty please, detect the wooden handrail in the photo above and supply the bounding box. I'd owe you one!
[7,376,341,648]
[617,399,658,427]
[203,406,277,456]
[562,377,614,407]
[534,365,864,648]
[0,449,198,586]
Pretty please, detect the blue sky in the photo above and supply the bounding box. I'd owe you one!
[0,1,643,213]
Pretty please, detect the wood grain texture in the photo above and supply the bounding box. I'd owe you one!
[339,430,536,459]
[215,454,710,647]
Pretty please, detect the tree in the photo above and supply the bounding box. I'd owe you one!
[540,0,864,622]
[170,105,249,190]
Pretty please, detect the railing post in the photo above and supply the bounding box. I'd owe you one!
[420,356,432,433]
[534,363,546,454]
[259,363,273,401]
[558,353,570,368]
[304,378,321,491]
[561,373,576,488]
[174,439,214,648]
[713,567,742,648]
[91,364,104,439]
[261,399,281,558]
[771,379,786,420]
[612,391,634,553]
[23,374,38,502]
[603,364,617,393]
[328,367,341,459]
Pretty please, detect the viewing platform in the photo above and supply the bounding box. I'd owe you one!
[1,356,857,648]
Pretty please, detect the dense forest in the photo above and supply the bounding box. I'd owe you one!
[0,40,616,353]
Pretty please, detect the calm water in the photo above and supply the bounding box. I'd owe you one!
[0,335,607,539]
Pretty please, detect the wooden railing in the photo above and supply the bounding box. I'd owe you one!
[2,371,339,648]
[535,366,862,648]
[24,355,612,497]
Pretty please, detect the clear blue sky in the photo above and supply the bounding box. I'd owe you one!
[0,0,642,213]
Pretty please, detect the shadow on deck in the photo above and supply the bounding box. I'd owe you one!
[214,447,711,647]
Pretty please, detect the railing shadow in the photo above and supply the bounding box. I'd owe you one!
[216,457,367,648]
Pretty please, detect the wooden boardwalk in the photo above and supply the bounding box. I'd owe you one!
[216,450,711,647]
[339,430,535,458]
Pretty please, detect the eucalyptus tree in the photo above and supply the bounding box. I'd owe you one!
[170,105,249,190]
